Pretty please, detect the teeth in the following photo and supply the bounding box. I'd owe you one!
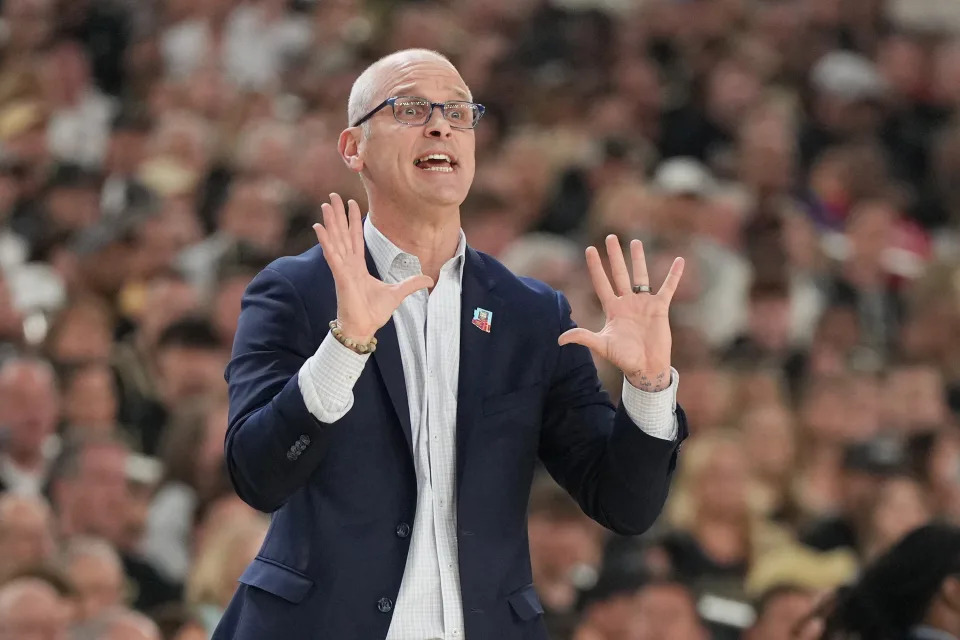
[422,166,454,172]
[415,153,453,165]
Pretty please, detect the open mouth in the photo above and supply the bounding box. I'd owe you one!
[413,153,457,173]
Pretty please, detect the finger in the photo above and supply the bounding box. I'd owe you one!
[320,203,338,256]
[584,246,616,309]
[656,257,685,303]
[313,223,343,270]
[557,327,604,353]
[347,199,364,256]
[392,274,434,301]
[605,234,632,296]
[327,193,350,255]
[630,239,650,289]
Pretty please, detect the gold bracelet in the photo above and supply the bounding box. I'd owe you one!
[329,320,378,354]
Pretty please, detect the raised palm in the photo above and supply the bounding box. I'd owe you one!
[559,235,684,391]
[312,194,433,342]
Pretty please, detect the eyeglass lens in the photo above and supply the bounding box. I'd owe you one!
[393,98,479,127]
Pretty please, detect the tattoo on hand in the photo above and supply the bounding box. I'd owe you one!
[636,370,668,392]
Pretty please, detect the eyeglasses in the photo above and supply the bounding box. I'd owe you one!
[352,96,485,129]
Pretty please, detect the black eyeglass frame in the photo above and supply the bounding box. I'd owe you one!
[351,96,486,129]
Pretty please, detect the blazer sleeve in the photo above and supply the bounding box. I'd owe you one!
[223,266,338,513]
[537,290,689,535]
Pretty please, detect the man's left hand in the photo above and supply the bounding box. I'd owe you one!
[558,234,684,393]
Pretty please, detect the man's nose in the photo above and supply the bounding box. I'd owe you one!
[424,106,452,138]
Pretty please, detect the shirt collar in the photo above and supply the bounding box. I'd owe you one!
[363,215,467,282]
[911,626,960,640]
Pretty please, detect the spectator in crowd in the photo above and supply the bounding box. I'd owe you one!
[72,606,162,640]
[0,575,72,640]
[652,431,793,603]
[0,493,55,583]
[60,362,120,439]
[571,568,649,640]
[0,357,60,495]
[152,316,227,410]
[151,603,208,640]
[744,584,818,640]
[633,579,710,640]
[819,523,960,640]
[49,435,181,613]
[801,436,911,556]
[59,536,126,622]
[184,513,267,635]
[142,396,231,583]
[528,474,607,639]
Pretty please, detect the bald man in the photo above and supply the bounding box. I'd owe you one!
[72,607,161,640]
[0,357,61,495]
[216,48,687,640]
[0,493,56,582]
[0,577,70,640]
[59,537,126,621]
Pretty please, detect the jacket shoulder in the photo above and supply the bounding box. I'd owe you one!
[260,244,330,289]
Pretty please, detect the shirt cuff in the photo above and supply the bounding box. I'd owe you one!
[297,331,370,423]
[620,367,679,441]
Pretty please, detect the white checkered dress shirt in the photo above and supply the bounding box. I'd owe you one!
[298,217,679,639]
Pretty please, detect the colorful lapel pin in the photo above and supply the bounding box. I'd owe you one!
[472,307,493,333]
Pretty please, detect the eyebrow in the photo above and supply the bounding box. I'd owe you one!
[392,84,472,101]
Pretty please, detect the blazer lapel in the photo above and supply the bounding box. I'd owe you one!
[456,247,501,494]
[364,249,414,457]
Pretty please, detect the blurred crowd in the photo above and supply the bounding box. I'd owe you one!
[1,0,960,638]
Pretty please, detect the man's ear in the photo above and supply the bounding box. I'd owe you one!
[942,576,960,611]
[339,128,364,173]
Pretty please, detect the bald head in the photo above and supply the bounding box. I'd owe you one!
[59,537,124,621]
[73,608,161,640]
[0,494,55,581]
[347,49,466,129]
[0,356,56,394]
[0,577,70,639]
[102,610,161,640]
[0,357,59,462]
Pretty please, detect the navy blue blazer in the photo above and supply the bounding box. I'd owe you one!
[213,241,688,640]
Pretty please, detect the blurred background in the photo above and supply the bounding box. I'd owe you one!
[0,0,959,638]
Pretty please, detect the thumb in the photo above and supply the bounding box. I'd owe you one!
[558,328,603,351]
[392,274,434,301]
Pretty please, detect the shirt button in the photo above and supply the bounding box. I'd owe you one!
[396,522,411,538]
[377,597,393,613]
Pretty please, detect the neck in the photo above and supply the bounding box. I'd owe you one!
[368,203,462,283]
[923,604,960,639]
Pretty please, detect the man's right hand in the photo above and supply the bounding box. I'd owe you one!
[312,193,433,344]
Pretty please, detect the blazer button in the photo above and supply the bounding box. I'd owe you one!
[396,522,411,538]
[377,597,393,613]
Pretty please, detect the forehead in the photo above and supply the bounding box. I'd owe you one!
[379,59,470,100]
